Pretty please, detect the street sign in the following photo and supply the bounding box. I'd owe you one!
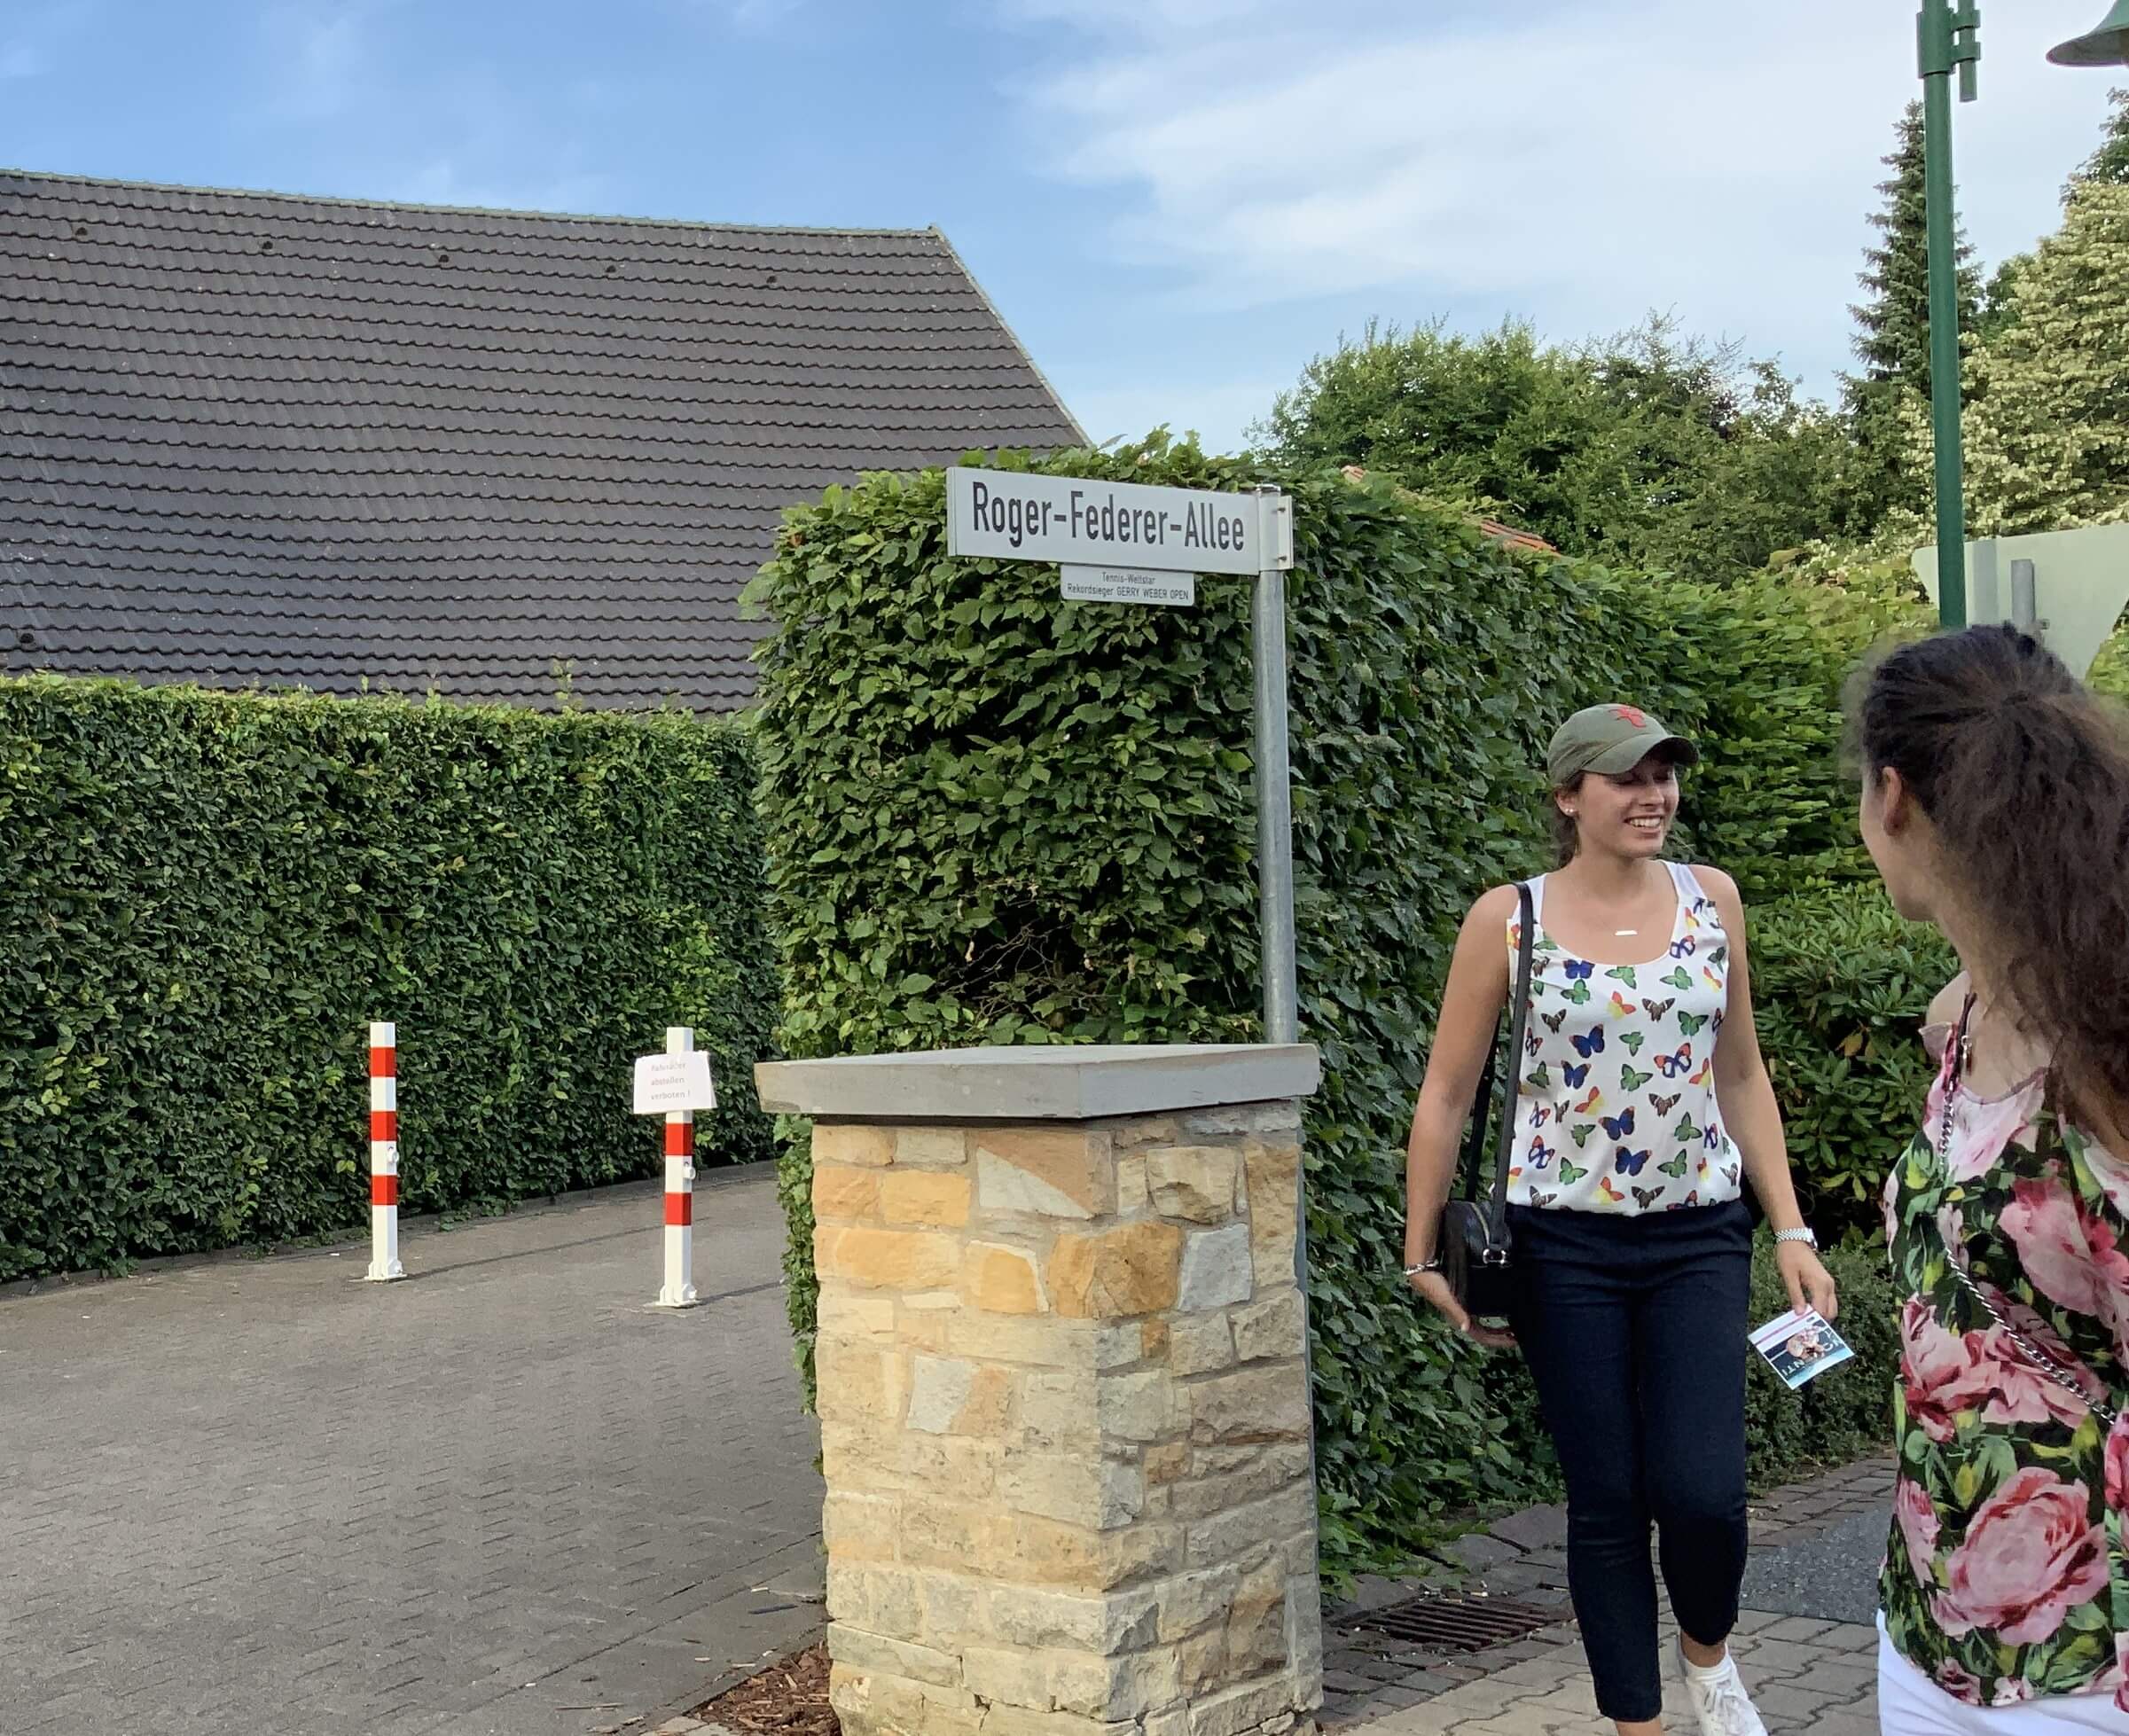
[946,466,1289,575]
[633,1050,717,1115]
[1061,565,1195,607]
[1912,525,2129,678]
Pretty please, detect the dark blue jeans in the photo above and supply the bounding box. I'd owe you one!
[1505,1199,1754,1724]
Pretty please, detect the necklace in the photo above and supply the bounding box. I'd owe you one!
[1614,929,1638,937]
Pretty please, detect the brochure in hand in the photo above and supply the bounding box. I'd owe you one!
[1749,1307,1854,1391]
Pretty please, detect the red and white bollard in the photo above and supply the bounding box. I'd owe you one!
[365,1020,406,1282]
[654,1026,699,1308]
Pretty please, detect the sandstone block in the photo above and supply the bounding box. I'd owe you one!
[828,1623,963,1688]
[1096,1369,1173,1443]
[980,1513,1182,1590]
[816,1123,896,1167]
[919,1572,987,1647]
[815,1165,885,1221]
[828,1560,923,1638]
[1168,1314,1236,1377]
[824,1490,900,1563]
[974,1128,1115,1219]
[1188,1365,1311,1446]
[1051,1646,1185,1721]
[1151,1563,1240,1641]
[1185,1484,1317,1570]
[882,1170,973,1228]
[900,1497,989,1573]
[947,1312,1103,1370]
[907,1356,1015,1437]
[986,1584,1161,1654]
[1225,1559,1289,1676]
[1163,1443,1314,1522]
[1186,1675,1303,1736]
[1177,1225,1253,1311]
[897,1128,969,1169]
[1049,1223,1183,1319]
[1139,1318,1170,1361]
[818,1227,960,1292]
[904,1433,1003,1499]
[995,1452,1145,1530]
[1146,1146,1241,1222]
[815,1342,907,1427]
[1143,1440,1191,1485]
[1183,1104,1302,1138]
[819,1292,897,1341]
[1175,1623,1229,1698]
[1116,1154,1150,1215]
[831,1662,983,1736]
[1231,1291,1306,1364]
[962,1241,1049,1314]
[1241,1143,1301,1287]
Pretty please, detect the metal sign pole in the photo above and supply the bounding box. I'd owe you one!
[1249,486,1298,1046]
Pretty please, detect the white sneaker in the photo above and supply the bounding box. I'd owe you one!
[1675,1639,1768,1736]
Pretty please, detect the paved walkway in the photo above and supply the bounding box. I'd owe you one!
[1324,1458,1894,1734]
[0,1166,825,1736]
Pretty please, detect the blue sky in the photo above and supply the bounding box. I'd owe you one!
[4,0,2120,452]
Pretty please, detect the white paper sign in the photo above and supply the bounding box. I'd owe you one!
[1061,565,1196,606]
[633,1051,717,1114]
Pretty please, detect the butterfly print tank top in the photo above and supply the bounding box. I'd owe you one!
[1503,861,1742,1214]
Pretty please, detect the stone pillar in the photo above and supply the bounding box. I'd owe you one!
[754,1044,1324,1736]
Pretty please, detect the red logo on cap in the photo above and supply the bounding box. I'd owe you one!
[1611,706,1648,728]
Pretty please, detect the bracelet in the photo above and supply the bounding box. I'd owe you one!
[1773,1227,1818,1249]
[1403,1257,1442,1276]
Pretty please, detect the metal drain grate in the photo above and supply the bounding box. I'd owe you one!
[1339,1594,1562,1653]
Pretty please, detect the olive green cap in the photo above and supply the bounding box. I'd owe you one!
[1546,703,1700,786]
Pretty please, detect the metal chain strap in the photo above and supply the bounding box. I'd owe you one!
[1937,1060,2123,1429]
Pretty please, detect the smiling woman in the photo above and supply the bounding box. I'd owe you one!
[1404,700,1836,1736]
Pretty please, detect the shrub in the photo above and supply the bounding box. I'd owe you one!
[747,436,1908,1573]
[1750,885,1959,1242]
[1745,1230,1901,1489]
[0,676,779,1279]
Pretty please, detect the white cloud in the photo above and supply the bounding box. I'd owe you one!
[1065,376,1290,457]
[1006,0,2120,391]
[262,3,372,120]
[393,158,610,217]
[1,43,47,78]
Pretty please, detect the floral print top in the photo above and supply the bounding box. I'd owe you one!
[1504,862,1742,1215]
[1882,1020,2129,1709]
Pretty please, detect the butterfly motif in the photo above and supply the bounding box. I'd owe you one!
[1573,1085,1603,1116]
[1682,903,1704,931]
[1712,1010,1726,1034]
[1708,944,1729,967]
[1704,1122,1721,1150]
[1632,1185,1663,1210]
[1691,1057,1715,1088]
[1598,1175,1626,1203]
[1562,979,1593,1006]
[1529,1188,1559,1208]
[1526,1061,1552,1091]
[1508,1166,1523,1185]
[1526,1031,1544,1057]
[1606,991,1635,1020]
[1571,1027,1606,1059]
[1654,1044,1694,1080]
[1640,997,1675,1020]
[1534,932,1561,953]
[1662,966,1694,991]
[1562,1061,1589,1089]
[1673,1114,1701,1142]
[1531,1104,1554,1128]
[1619,1064,1654,1092]
[1683,1190,1701,1208]
[1599,1107,1636,1140]
[1564,958,1594,981]
[1651,1092,1681,1116]
[1604,965,1638,987]
[1541,1007,1569,1033]
[1702,966,1724,993]
[1569,1123,1598,1149]
[1678,1011,1709,1036]
[1558,1157,1588,1185]
[1659,1153,1689,1179]
[1669,934,1698,960]
[1526,1136,1555,1169]
[1614,1146,1652,1176]
[1619,1029,1646,1054]
[1720,1161,1740,1187]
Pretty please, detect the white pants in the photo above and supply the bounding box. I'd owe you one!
[1878,1620,2129,1732]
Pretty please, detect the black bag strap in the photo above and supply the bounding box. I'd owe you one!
[1459,882,1538,1220]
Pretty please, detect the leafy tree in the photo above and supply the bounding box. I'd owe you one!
[2073,87,2129,189]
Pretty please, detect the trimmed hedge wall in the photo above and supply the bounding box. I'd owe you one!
[745,437,1921,1573]
[0,677,779,1280]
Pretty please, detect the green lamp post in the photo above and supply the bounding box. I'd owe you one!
[1916,2,2129,628]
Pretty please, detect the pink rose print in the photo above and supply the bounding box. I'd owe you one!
[2108,1415,2129,1514]
[1991,1677,2036,1706]
[1943,1084,2045,1184]
[1895,1476,1941,1582]
[1935,1657,1984,1705]
[1976,1327,2095,1434]
[2000,1175,2129,1326]
[1932,1466,2109,1646]
[1900,1299,1994,1443]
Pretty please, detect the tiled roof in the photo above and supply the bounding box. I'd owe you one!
[1,171,1085,710]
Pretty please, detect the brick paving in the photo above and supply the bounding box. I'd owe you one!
[0,1166,825,1736]
[1321,1456,1895,1733]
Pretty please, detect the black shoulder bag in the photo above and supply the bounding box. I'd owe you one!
[1438,880,1537,1322]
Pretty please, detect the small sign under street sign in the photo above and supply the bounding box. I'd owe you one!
[1061,565,1195,607]
[946,466,1288,575]
[633,1050,717,1115]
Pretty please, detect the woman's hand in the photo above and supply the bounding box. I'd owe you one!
[1775,1239,1838,1322]
[1407,1268,1518,1350]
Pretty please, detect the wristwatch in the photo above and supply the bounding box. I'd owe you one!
[1773,1226,1818,1249]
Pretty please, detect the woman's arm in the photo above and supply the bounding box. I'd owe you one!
[1404,885,1518,1343]
[1702,865,1839,1320]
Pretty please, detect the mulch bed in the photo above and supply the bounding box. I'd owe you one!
[693,1642,837,1736]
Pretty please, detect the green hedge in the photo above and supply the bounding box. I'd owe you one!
[746,437,1916,1573]
[0,677,779,1279]
[1752,884,1960,1242]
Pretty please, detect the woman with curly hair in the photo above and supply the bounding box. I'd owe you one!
[1856,625,2129,1730]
